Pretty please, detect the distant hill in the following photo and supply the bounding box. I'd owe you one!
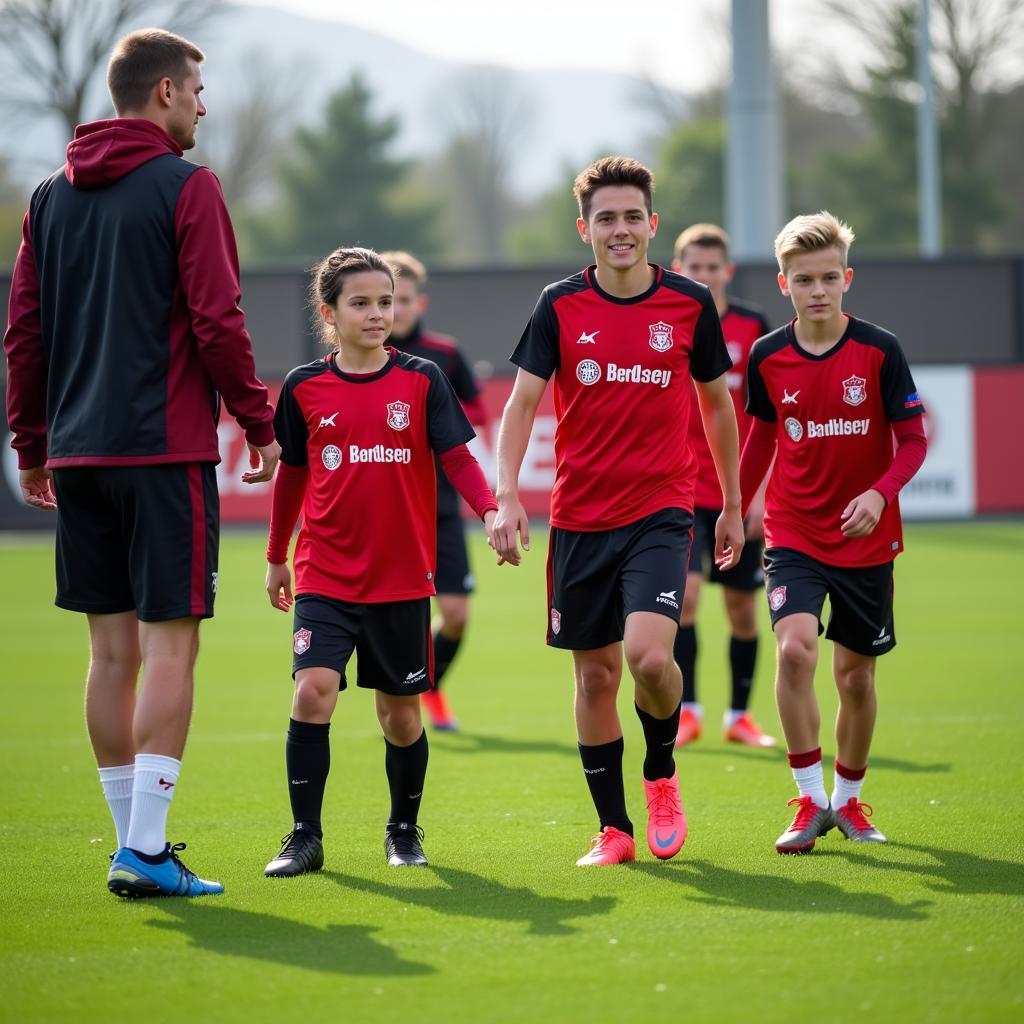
[0,1,684,197]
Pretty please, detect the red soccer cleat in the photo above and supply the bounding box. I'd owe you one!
[674,707,702,747]
[421,689,458,732]
[643,772,688,859]
[575,826,636,867]
[724,712,777,748]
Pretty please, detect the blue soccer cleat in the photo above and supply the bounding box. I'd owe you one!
[107,842,224,898]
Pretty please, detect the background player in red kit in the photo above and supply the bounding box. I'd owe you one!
[671,224,776,749]
[739,212,928,853]
[262,248,498,876]
[382,251,488,733]
[493,157,744,866]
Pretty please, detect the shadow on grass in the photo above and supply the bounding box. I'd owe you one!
[146,902,434,976]
[679,745,786,763]
[820,842,1024,898]
[326,864,616,935]
[431,731,578,758]
[632,860,932,920]
[867,756,952,775]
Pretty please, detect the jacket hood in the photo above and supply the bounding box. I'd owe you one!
[65,119,183,189]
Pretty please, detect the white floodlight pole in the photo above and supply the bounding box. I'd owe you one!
[917,0,943,257]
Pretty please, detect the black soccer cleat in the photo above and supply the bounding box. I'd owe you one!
[385,822,428,867]
[264,827,325,878]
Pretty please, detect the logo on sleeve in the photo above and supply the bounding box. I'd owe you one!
[293,628,312,655]
[387,401,411,430]
[842,375,867,406]
[577,330,599,344]
[322,444,343,470]
[648,321,674,353]
[768,586,787,612]
[904,391,923,410]
[576,359,602,386]
[784,417,804,442]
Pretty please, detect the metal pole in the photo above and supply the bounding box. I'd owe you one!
[917,0,942,257]
[727,0,784,260]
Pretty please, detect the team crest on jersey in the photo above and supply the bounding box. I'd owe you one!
[784,417,804,442]
[322,444,342,470]
[842,374,867,406]
[648,321,674,353]
[293,628,312,655]
[769,586,787,612]
[576,359,601,386]
[550,607,561,635]
[387,401,411,430]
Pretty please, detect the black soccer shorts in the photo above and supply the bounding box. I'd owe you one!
[546,507,694,650]
[52,464,218,621]
[762,546,896,657]
[688,505,765,591]
[291,594,433,694]
[434,511,474,595]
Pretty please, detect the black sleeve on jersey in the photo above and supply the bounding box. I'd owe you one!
[274,373,310,466]
[425,362,476,454]
[691,299,733,383]
[880,337,925,422]
[745,349,777,422]
[509,289,559,379]
[450,346,481,402]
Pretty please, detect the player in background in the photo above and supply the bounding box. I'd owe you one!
[381,251,488,733]
[671,224,776,749]
[492,157,744,866]
[739,212,927,853]
[263,247,498,877]
[3,30,278,898]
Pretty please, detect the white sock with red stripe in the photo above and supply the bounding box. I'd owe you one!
[126,754,180,856]
[787,747,828,810]
[832,760,867,809]
[98,764,134,849]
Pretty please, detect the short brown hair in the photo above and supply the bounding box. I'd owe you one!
[380,250,427,290]
[774,211,855,273]
[107,29,204,114]
[674,223,730,263]
[573,156,654,221]
[309,246,395,347]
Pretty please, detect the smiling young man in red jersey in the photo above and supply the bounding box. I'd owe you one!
[671,224,776,750]
[492,157,744,866]
[739,212,927,853]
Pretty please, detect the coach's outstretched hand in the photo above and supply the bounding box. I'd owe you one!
[266,562,293,611]
[243,440,281,484]
[19,466,57,511]
[491,496,529,566]
[714,506,744,571]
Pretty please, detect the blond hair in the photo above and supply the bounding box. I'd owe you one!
[380,250,427,290]
[674,223,730,262]
[774,211,855,273]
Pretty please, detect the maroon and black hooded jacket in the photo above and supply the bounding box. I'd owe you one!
[3,118,275,470]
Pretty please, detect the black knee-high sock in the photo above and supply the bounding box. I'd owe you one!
[286,718,330,838]
[432,631,462,689]
[385,730,429,825]
[675,625,698,704]
[729,636,758,712]
[635,702,681,781]
[578,737,632,836]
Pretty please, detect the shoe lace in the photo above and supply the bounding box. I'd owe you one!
[646,778,682,826]
[838,800,874,831]
[167,842,200,895]
[787,796,824,830]
[589,828,628,854]
[388,825,425,854]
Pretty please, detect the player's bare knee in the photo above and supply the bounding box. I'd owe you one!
[576,665,618,704]
[777,635,816,678]
[377,700,422,745]
[293,675,335,719]
[624,645,673,687]
[835,666,875,702]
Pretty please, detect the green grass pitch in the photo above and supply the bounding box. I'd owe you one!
[1,522,1022,1023]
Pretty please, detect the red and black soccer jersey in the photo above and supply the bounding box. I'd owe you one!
[746,315,924,568]
[688,300,771,510]
[274,348,475,603]
[511,265,731,531]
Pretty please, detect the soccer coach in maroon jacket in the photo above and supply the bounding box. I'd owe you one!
[2,29,279,894]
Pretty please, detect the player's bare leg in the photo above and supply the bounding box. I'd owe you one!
[773,613,831,853]
[134,618,200,758]
[674,575,703,745]
[573,644,623,745]
[722,588,774,746]
[830,644,886,842]
[377,692,429,866]
[292,666,341,724]
[424,594,468,731]
[625,612,687,858]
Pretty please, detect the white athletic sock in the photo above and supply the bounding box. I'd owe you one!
[681,702,703,720]
[723,709,745,727]
[831,763,866,809]
[98,764,134,849]
[792,761,829,810]
[126,754,180,856]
